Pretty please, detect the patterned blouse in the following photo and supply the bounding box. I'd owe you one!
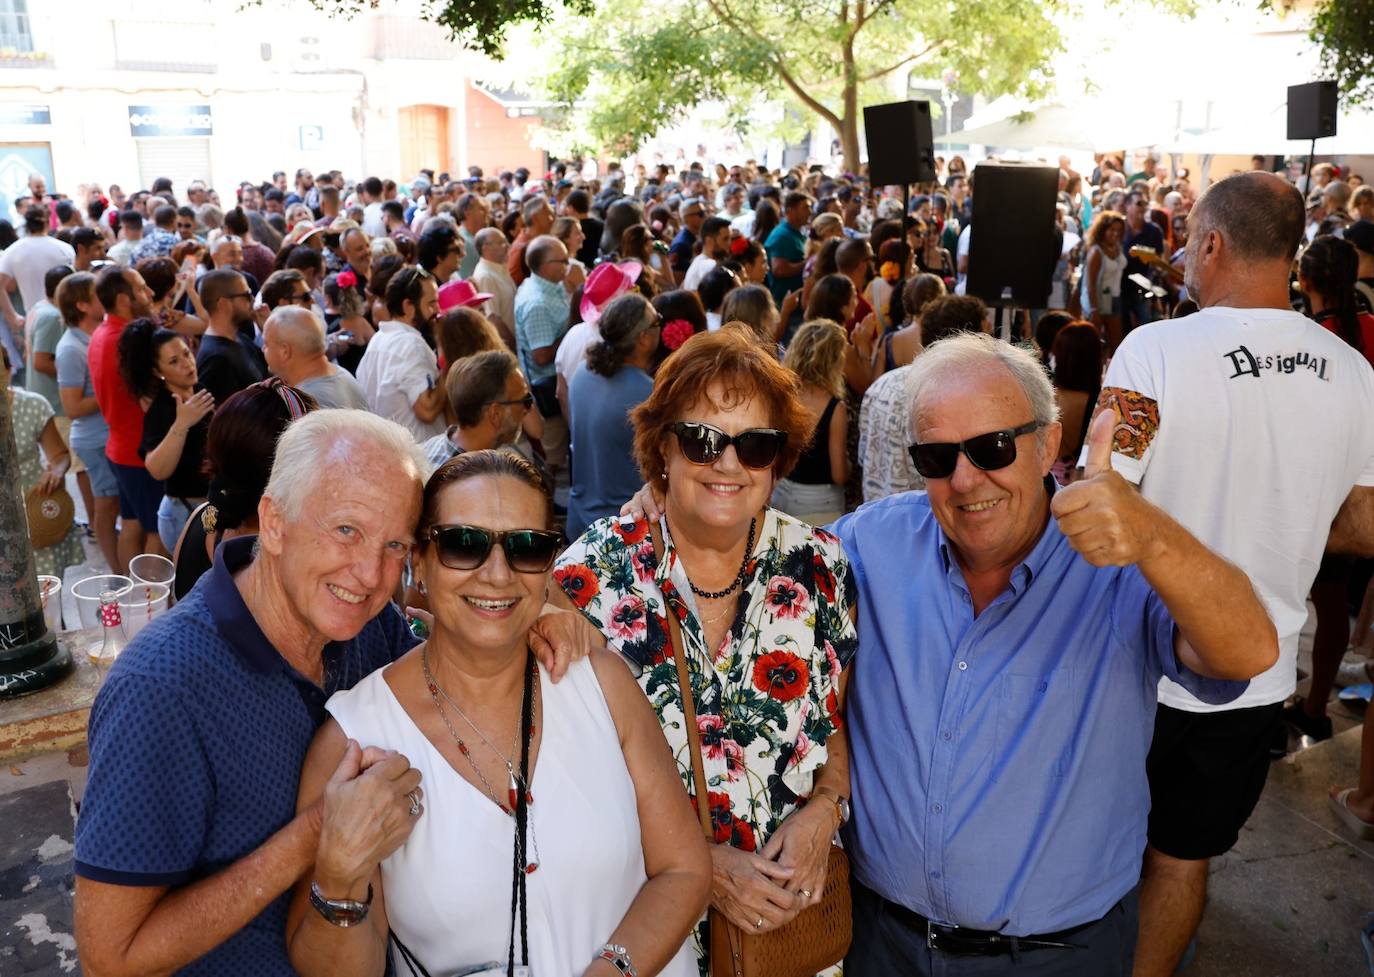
[555,508,858,852]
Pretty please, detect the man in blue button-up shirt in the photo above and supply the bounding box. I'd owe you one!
[835,333,1277,976]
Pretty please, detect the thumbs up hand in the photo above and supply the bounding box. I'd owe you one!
[1080,406,1116,479]
[1050,408,1164,567]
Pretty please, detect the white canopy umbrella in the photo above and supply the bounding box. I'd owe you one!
[1166,102,1374,156]
[934,101,1174,152]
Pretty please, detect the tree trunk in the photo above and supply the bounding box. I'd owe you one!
[840,113,862,176]
[840,36,861,175]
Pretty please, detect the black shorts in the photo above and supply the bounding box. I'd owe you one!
[1145,701,1283,860]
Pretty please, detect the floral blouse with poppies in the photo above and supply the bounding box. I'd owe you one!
[555,508,858,852]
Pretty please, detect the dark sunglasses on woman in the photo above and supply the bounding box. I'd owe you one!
[427,524,563,573]
[907,420,1042,480]
[670,421,788,470]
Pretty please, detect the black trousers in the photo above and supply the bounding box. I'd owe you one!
[845,880,1139,977]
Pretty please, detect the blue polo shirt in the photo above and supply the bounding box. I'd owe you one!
[831,490,1245,936]
[75,536,417,977]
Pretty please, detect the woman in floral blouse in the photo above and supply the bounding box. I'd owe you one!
[553,328,858,970]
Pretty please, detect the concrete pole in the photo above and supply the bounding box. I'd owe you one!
[0,386,71,699]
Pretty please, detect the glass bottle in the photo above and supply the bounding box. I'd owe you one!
[90,590,125,680]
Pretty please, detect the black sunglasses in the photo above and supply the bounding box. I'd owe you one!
[427,524,562,574]
[670,421,788,470]
[495,393,535,410]
[907,420,1042,480]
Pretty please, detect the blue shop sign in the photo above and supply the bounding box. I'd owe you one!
[0,105,51,126]
[128,105,213,138]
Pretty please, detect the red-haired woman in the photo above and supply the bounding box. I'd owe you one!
[552,328,857,968]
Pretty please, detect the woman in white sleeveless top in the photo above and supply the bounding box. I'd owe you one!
[1080,209,1128,353]
[288,451,708,977]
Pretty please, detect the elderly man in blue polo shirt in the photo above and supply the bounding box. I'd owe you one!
[73,410,594,977]
[834,332,1277,976]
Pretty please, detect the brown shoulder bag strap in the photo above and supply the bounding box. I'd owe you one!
[651,520,714,842]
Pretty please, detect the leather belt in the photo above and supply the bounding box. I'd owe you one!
[882,897,1096,957]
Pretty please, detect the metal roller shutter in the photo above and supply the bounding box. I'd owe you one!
[135,138,211,194]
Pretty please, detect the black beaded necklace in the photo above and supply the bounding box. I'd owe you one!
[683,516,757,600]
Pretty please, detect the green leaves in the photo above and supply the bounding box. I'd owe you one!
[1308,0,1374,104]
[280,0,593,59]
[535,0,1083,166]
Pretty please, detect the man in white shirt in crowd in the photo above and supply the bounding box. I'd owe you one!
[681,216,732,292]
[0,205,75,341]
[262,306,369,411]
[106,211,144,268]
[355,266,448,442]
[359,176,387,237]
[1095,171,1374,977]
[470,228,517,349]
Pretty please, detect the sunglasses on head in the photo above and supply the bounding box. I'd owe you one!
[670,421,787,470]
[427,524,562,573]
[907,420,1042,480]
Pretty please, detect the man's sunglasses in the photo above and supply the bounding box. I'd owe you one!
[427,524,562,573]
[907,420,1042,480]
[670,421,787,470]
[495,393,535,411]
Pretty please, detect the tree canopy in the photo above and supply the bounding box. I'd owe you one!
[281,0,591,59]
[539,0,1074,171]
[1300,0,1374,105]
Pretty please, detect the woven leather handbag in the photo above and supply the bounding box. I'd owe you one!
[651,523,852,977]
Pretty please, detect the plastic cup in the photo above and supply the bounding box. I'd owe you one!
[37,574,62,633]
[129,554,176,588]
[71,574,133,629]
[119,582,171,641]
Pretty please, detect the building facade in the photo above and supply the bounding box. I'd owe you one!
[0,0,545,211]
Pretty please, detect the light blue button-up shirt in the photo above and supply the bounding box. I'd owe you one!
[514,273,569,384]
[831,489,1245,935]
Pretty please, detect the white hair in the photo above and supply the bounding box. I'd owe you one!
[906,332,1060,441]
[264,410,431,522]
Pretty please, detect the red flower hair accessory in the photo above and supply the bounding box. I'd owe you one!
[336,269,358,290]
[661,318,695,351]
[729,236,750,257]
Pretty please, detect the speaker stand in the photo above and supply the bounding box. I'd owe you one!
[1306,137,1316,195]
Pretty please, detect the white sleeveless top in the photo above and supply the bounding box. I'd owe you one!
[326,657,697,977]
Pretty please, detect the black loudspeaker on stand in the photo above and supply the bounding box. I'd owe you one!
[965,162,1059,314]
[1287,81,1338,195]
[863,100,936,215]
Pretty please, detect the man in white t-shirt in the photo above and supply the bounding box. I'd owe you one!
[681,216,731,292]
[355,266,448,442]
[1091,172,1374,977]
[0,205,75,338]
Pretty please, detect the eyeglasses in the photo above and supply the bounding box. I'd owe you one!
[670,421,788,470]
[907,420,1042,480]
[290,291,313,307]
[427,524,562,573]
[495,393,535,410]
[229,291,254,300]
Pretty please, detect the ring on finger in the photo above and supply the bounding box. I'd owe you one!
[799,888,812,899]
[406,789,422,816]
[754,917,764,929]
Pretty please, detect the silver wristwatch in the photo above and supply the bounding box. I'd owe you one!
[309,880,373,927]
[596,942,638,976]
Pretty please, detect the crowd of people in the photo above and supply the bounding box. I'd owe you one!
[3,149,1373,977]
